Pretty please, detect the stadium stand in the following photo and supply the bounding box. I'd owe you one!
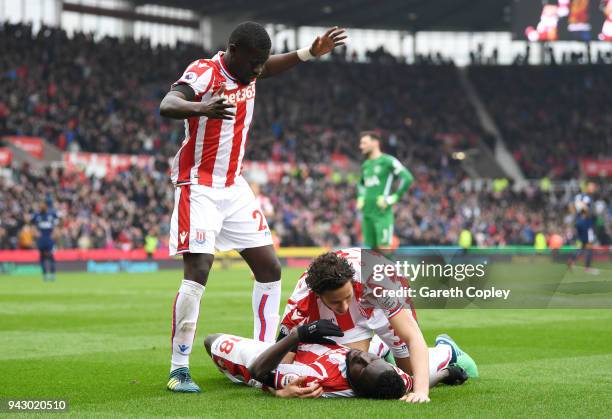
[470,65,612,179]
[0,23,610,249]
[1,23,481,166]
[2,163,609,249]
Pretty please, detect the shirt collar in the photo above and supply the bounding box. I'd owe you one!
[213,51,239,82]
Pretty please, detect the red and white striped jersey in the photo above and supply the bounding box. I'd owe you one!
[170,52,256,188]
[275,343,413,398]
[280,248,415,343]
[210,335,412,398]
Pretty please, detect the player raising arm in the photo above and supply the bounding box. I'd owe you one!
[159,22,346,393]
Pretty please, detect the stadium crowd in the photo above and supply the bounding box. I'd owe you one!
[1,23,610,250]
[470,65,612,179]
[1,22,481,168]
[1,162,609,250]
[0,165,172,250]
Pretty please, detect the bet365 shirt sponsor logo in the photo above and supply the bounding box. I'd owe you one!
[222,84,255,105]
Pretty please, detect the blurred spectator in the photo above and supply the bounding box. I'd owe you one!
[1,23,482,170]
[0,23,609,250]
[1,163,608,249]
[1,165,173,251]
[144,227,159,260]
[470,65,612,179]
[18,222,35,249]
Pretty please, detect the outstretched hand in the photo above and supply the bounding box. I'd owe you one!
[310,27,347,57]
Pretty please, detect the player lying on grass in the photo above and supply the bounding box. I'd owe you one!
[204,320,468,400]
[278,248,479,403]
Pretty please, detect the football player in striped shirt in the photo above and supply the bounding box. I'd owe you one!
[203,320,468,400]
[159,22,346,392]
[278,249,479,403]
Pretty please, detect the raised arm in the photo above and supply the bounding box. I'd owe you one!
[258,27,347,78]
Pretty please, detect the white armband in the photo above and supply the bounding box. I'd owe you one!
[297,47,315,61]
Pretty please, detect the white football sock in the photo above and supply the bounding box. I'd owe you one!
[252,279,281,342]
[428,343,453,381]
[170,279,204,372]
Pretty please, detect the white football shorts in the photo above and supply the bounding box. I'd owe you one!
[169,176,273,255]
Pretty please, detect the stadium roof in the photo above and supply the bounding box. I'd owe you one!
[131,0,512,32]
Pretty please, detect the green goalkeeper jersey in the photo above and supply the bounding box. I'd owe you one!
[358,153,413,215]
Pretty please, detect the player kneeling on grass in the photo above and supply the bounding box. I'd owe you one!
[278,248,479,403]
[204,320,468,400]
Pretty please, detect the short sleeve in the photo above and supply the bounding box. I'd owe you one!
[392,365,414,392]
[358,250,411,318]
[172,60,214,96]
[279,273,312,337]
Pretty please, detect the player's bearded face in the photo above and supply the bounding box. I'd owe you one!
[319,281,353,314]
[359,136,375,155]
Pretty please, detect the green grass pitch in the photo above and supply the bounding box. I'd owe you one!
[1,265,611,418]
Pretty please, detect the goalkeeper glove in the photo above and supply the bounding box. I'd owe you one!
[356,196,365,210]
[297,320,344,345]
[377,194,399,209]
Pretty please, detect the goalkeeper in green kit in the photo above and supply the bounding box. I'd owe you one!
[357,131,413,250]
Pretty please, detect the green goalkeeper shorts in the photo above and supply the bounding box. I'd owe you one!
[362,212,394,249]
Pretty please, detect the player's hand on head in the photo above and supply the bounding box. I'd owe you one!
[310,27,347,57]
[297,319,344,344]
[400,391,431,404]
[277,377,323,398]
